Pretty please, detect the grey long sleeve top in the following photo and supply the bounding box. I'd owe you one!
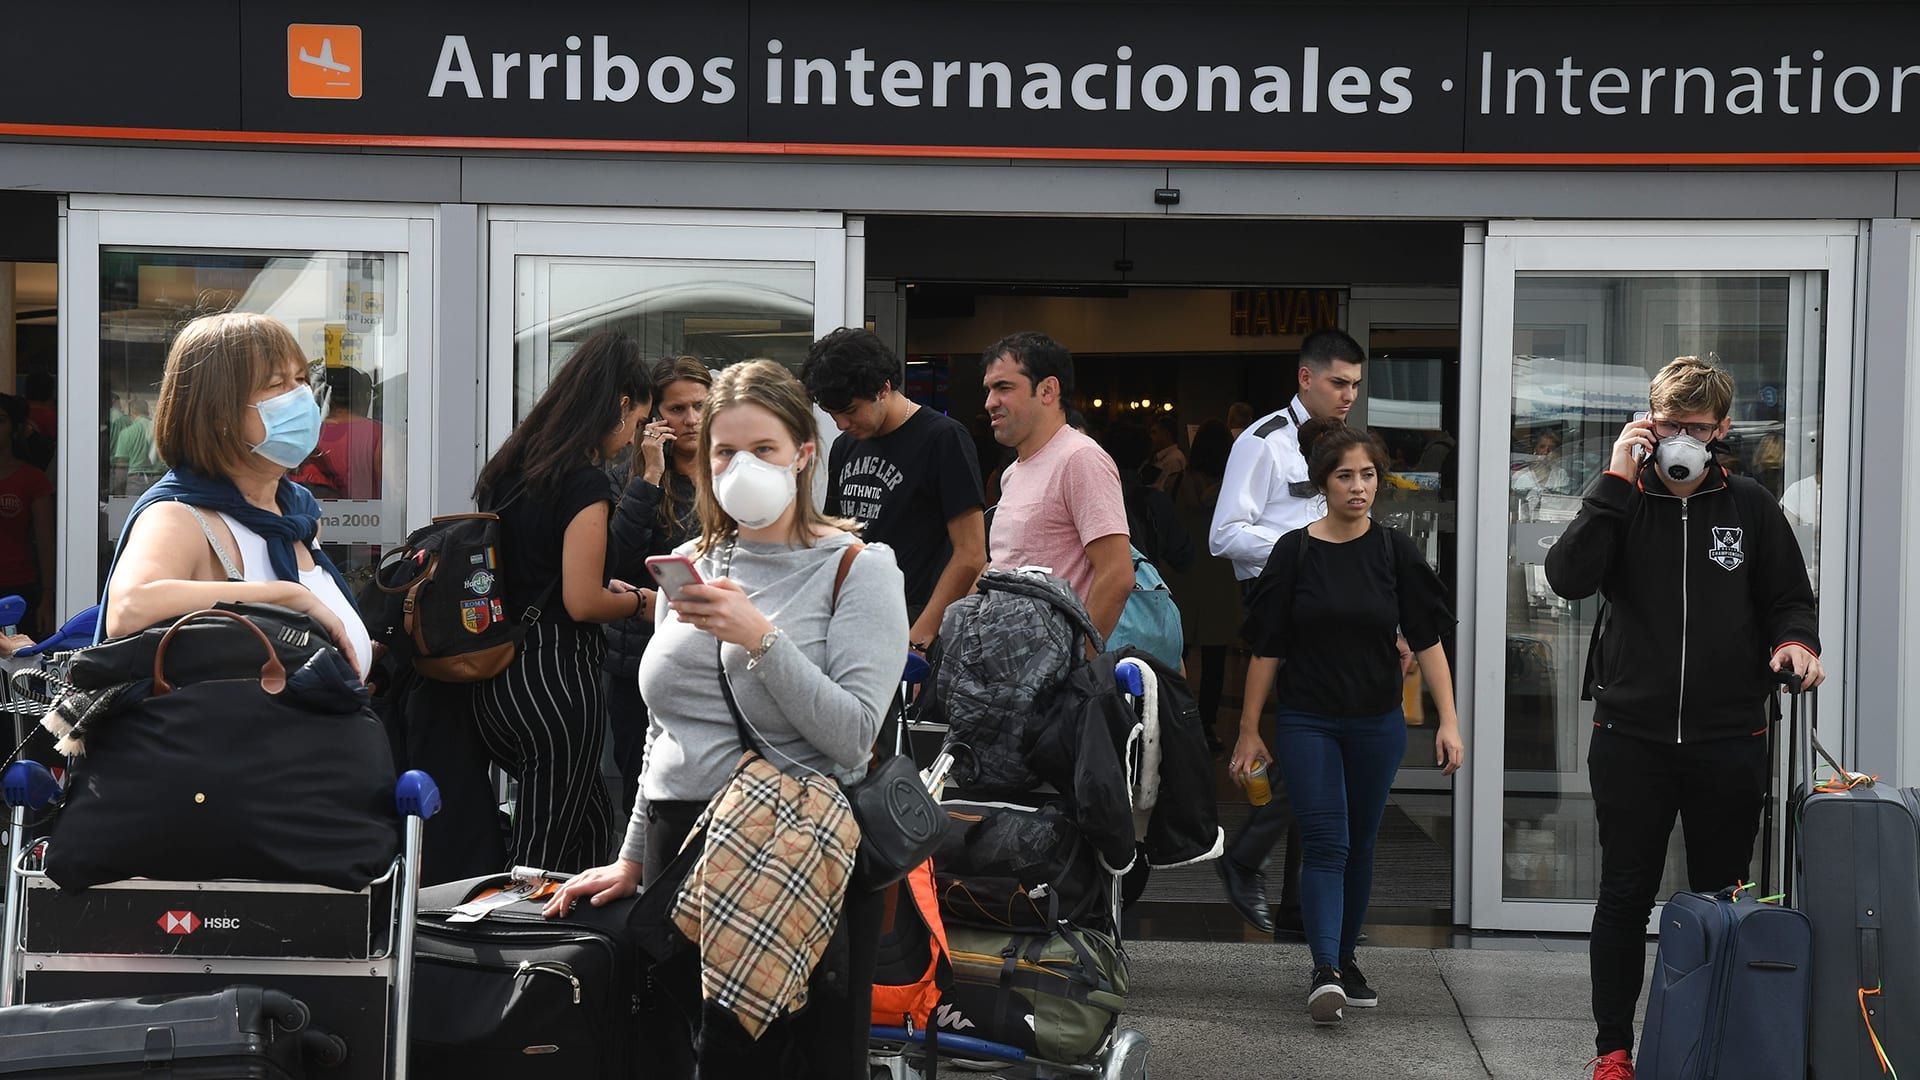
[623,530,909,865]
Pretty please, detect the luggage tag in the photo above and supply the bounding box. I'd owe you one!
[444,876,559,922]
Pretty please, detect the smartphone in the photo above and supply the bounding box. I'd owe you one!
[645,555,704,603]
[1631,410,1652,463]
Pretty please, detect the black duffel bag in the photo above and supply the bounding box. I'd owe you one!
[933,799,1105,931]
[44,604,399,893]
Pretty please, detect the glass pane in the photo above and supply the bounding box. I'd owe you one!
[99,249,408,595]
[512,257,814,421]
[1502,273,1824,902]
[1364,331,1461,774]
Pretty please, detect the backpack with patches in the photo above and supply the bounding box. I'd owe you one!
[362,512,550,683]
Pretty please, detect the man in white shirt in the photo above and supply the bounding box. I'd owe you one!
[1208,328,1365,937]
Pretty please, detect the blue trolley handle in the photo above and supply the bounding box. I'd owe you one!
[388,769,440,1080]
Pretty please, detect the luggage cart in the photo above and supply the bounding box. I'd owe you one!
[0,637,443,1080]
[869,658,1155,1080]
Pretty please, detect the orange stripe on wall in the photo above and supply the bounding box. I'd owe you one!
[6,122,1920,166]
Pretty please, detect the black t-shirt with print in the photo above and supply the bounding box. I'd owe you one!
[825,407,984,611]
[492,464,616,627]
[1243,524,1453,717]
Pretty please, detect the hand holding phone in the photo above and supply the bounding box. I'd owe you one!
[645,555,704,603]
[1612,412,1656,475]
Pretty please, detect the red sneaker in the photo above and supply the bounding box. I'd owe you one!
[1587,1050,1633,1080]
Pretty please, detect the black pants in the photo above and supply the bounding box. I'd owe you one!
[1588,727,1768,1057]
[1197,644,1227,740]
[601,667,647,822]
[646,799,882,1079]
[471,622,617,875]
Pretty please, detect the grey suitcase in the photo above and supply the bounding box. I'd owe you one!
[1788,683,1920,1079]
[0,985,325,1078]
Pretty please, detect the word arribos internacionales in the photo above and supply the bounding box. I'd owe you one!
[427,35,1920,121]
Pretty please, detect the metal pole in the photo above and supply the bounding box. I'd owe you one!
[388,815,425,1080]
[1,805,28,1006]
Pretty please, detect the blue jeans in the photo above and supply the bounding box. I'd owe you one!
[1270,706,1408,969]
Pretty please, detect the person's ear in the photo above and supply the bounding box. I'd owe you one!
[1038,376,1058,406]
[1715,417,1732,441]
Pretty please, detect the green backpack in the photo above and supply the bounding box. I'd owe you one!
[939,922,1129,1064]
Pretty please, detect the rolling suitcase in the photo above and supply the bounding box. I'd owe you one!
[1636,886,1811,1079]
[1789,685,1920,1078]
[410,871,670,1079]
[0,985,329,1078]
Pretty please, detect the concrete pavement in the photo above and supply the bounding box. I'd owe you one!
[1117,938,1651,1080]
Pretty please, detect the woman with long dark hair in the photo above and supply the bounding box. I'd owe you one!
[600,355,714,818]
[473,330,663,873]
[1232,419,1464,1024]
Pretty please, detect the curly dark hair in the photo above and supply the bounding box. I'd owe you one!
[800,327,900,412]
[1300,418,1391,491]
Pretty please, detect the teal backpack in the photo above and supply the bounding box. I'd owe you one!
[1108,546,1184,669]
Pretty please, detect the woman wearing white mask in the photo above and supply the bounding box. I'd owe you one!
[470,331,665,874]
[103,312,371,677]
[550,359,909,1077]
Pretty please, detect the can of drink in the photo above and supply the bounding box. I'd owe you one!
[1244,759,1273,807]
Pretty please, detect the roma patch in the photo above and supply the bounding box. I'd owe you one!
[460,598,494,634]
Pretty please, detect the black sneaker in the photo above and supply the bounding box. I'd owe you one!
[1308,964,1346,1025]
[1341,956,1378,1008]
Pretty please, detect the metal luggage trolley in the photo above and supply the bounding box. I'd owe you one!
[0,606,443,1080]
[869,656,1155,1080]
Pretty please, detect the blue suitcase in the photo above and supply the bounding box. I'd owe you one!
[1637,887,1811,1079]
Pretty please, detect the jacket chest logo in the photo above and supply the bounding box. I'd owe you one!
[1707,526,1745,571]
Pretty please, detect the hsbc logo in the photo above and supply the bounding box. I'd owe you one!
[158,910,201,935]
[156,911,241,935]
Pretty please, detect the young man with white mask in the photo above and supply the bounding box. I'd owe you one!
[1545,355,1822,1080]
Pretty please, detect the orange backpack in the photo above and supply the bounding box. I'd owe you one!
[870,860,951,1032]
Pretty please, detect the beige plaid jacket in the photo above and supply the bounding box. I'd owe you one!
[671,751,860,1040]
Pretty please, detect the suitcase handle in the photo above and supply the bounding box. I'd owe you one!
[151,609,287,696]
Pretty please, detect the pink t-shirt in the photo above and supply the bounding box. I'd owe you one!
[992,424,1129,603]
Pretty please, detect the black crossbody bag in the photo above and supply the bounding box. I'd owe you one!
[713,540,947,892]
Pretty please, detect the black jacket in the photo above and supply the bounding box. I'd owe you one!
[602,467,695,677]
[1544,464,1819,744]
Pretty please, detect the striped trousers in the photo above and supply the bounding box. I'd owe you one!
[471,621,617,874]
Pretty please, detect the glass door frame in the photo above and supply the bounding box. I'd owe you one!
[1469,221,1859,932]
[482,207,854,471]
[59,195,438,621]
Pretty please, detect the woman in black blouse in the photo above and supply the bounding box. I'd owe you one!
[1232,420,1465,1025]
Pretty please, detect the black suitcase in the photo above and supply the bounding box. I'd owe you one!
[411,872,671,1080]
[1788,683,1920,1078]
[0,985,326,1078]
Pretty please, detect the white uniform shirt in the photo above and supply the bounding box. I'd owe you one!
[1208,397,1327,581]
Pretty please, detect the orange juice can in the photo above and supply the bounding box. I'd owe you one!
[1245,759,1273,807]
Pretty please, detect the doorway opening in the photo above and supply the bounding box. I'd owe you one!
[869,216,1466,938]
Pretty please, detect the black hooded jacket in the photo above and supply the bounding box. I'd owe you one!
[1544,463,1819,744]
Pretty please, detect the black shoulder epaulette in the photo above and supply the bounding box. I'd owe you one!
[1253,413,1292,438]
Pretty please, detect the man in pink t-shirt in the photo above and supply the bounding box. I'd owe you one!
[983,331,1132,640]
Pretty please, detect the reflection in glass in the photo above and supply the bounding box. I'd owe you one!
[1501,274,1824,902]
[98,249,407,594]
[513,258,814,422]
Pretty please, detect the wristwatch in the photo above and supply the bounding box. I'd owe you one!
[746,628,784,669]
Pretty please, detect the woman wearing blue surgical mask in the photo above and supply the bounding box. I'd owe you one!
[103,312,372,678]
[549,359,909,1076]
[470,331,666,874]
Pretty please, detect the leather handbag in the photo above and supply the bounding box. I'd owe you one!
[841,749,948,891]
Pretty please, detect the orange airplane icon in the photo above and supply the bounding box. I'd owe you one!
[287,24,362,100]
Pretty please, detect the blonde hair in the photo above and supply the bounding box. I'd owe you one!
[693,360,857,555]
[154,312,305,478]
[1649,354,1735,421]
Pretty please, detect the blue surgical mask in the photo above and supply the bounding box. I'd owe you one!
[251,384,322,468]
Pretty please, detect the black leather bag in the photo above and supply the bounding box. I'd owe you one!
[45,605,399,892]
[842,750,948,892]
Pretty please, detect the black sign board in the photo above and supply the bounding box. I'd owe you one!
[6,2,1920,161]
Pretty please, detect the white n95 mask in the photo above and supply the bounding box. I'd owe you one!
[712,452,800,529]
[1654,434,1710,484]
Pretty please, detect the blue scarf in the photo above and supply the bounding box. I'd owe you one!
[100,466,354,637]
